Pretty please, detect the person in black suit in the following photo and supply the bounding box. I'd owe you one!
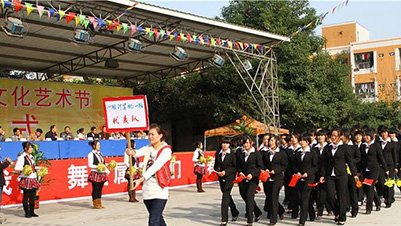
[237,135,263,226]
[214,137,239,226]
[353,130,365,205]
[342,129,361,217]
[285,132,302,218]
[262,135,287,225]
[260,134,271,213]
[312,130,332,218]
[279,134,291,205]
[388,127,401,193]
[360,128,388,214]
[377,126,398,208]
[319,129,358,225]
[294,133,318,226]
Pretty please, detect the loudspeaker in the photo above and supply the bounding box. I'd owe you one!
[105,59,119,69]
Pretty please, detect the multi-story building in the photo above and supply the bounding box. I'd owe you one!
[322,21,401,102]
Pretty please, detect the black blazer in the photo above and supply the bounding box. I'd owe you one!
[312,143,328,178]
[379,140,398,169]
[347,144,361,171]
[321,144,357,178]
[262,150,288,181]
[237,150,263,178]
[360,142,388,172]
[0,160,11,186]
[294,150,318,183]
[214,150,237,181]
[284,146,299,182]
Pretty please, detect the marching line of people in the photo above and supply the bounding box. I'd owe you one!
[214,126,401,226]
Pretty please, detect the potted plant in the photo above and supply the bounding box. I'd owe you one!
[31,143,51,209]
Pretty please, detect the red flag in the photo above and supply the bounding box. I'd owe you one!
[14,2,23,12]
[65,12,76,24]
[289,174,301,187]
[207,171,218,181]
[308,182,320,187]
[363,178,374,186]
[259,170,270,182]
[232,175,246,184]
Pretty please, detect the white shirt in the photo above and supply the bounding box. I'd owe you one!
[379,137,391,149]
[14,152,37,179]
[300,146,311,161]
[315,142,327,155]
[135,143,172,200]
[219,149,231,162]
[243,147,255,162]
[192,148,205,167]
[330,141,343,176]
[269,147,280,162]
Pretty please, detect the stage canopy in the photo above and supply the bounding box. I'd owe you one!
[204,116,289,138]
[0,0,289,84]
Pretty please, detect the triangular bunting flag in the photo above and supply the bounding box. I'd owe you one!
[74,16,80,26]
[65,12,76,24]
[238,42,243,49]
[116,24,122,32]
[49,8,56,17]
[145,27,151,34]
[37,5,44,18]
[216,38,221,45]
[92,20,98,29]
[79,15,86,24]
[211,37,216,46]
[159,29,166,38]
[192,34,197,42]
[88,16,95,24]
[4,0,11,8]
[25,3,34,16]
[83,19,90,28]
[58,10,66,21]
[153,28,159,38]
[227,40,233,49]
[14,2,23,13]
[169,34,174,41]
[186,33,192,43]
[122,23,129,34]
[130,24,137,36]
[137,26,144,33]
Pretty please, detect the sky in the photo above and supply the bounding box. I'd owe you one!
[144,0,401,41]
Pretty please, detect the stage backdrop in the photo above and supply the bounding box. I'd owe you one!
[0,78,132,137]
[1,151,217,206]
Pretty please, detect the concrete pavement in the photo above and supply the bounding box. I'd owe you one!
[1,183,401,226]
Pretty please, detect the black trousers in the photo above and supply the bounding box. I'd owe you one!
[91,181,105,200]
[383,167,395,205]
[346,174,359,215]
[239,178,262,223]
[265,180,285,224]
[316,182,332,216]
[296,180,314,224]
[326,175,348,222]
[22,188,36,215]
[362,170,380,211]
[219,179,239,223]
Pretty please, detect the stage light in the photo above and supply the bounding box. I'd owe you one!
[171,46,188,61]
[1,16,25,38]
[210,53,225,68]
[73,28,94,44]
[244,59,253,72]
[127,38,143,52]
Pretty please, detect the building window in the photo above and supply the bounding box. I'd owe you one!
[354,52,374,70]
[398,48,401,70]
[355,82,376,101]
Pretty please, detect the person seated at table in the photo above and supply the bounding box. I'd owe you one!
[87,126,100,140]
[29,128,44,141]
[11,128,22,141]
[60,126,74,140]
[99,126,110,140]
[44,125,58,141]
[77,128,86,140]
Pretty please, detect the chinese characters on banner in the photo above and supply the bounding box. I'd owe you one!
[102,95,149,132]
[0,152,216,206]
[0,78,132,137]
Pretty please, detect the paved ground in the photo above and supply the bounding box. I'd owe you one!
[1,183,401,226]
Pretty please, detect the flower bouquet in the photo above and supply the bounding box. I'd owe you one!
[107,160,117,170]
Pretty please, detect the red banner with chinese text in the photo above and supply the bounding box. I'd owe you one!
[0,78,132,137]
[1,151,216,206]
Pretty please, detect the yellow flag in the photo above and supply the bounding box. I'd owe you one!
[75,16,80,27]
[59,10,66,20]
[25,3,34,16]
[116,25,122,32]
